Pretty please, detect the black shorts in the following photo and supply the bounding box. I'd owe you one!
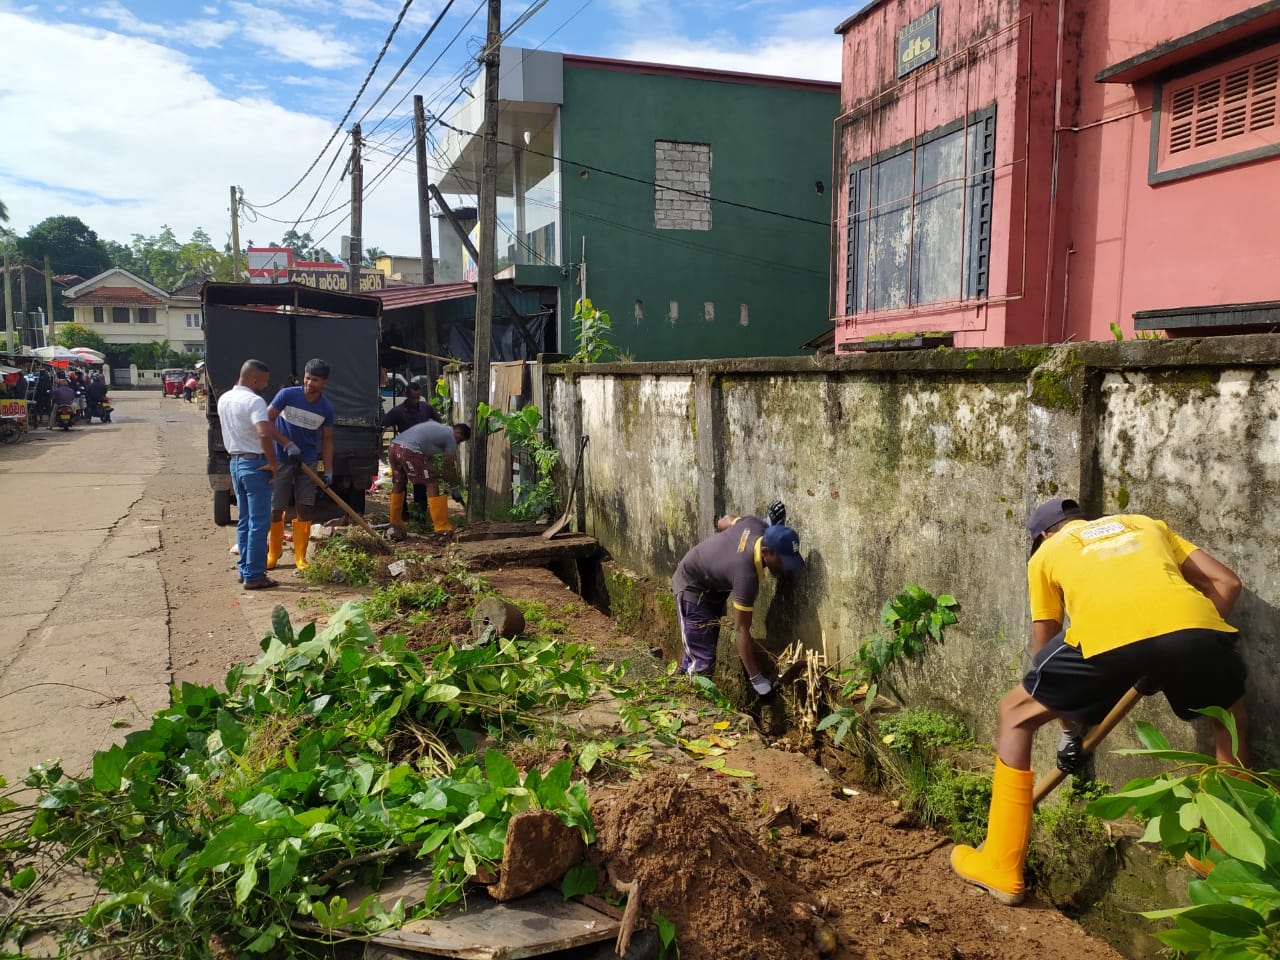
[1022,628,1247,725]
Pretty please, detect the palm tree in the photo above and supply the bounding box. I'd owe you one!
[0,198,8,223]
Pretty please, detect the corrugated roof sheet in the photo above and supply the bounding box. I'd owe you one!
[64,285,168,306]
[368,282,476,312]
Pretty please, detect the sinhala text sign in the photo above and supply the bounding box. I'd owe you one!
[287,269,385,293]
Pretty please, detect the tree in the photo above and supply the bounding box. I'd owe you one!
[128,227,233,289]
[56,323,108,353]
[19,215,112,279]
[0,199,8,223]
[363,246,387,267]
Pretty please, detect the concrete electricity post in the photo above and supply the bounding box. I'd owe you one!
[467,0,502,523]
[348,123,363,295]
[414,95,435,286]
[43,255,55,347]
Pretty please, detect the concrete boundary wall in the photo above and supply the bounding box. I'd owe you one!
[541,335,1280,773]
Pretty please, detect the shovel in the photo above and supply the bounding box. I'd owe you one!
[297,461,394,554]
[1032,686,1145,807]
[541,435,589,540]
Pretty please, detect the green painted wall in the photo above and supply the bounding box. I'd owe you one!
[558,66,838,361]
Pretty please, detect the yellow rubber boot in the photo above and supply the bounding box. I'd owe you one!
[292,520,311,570]
[389,492,406,528]
[266,519,285,570]
[428,494,454,533]
[950,758,1034,904]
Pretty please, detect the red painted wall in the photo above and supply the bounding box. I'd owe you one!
[834,0,1280,348]
[1063,0,1280,342]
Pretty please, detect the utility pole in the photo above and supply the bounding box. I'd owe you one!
[467,0,502,522]
[43,256,55,347]
[413,96,435,285]
[229,186,242,280]
[348,123,363,294]
[18,263,28,349]
[2,250,12,352]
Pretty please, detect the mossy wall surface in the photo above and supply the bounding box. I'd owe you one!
[541,335,1280,769]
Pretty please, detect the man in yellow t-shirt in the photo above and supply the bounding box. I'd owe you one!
[952,498,1248,906]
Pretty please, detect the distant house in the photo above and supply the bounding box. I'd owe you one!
[434,47,840,360]
[58,268,204,354]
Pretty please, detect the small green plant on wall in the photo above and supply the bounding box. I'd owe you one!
[571,298,616,363]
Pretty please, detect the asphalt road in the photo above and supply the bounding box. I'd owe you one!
[0,392,200,783]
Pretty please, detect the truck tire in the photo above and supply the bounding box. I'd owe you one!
[213,489,233,526]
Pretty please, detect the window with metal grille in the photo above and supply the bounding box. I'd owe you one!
[92,306,104,323]
[111,307,129,323]
[1154,45,1279,182]
[845,108,994,315]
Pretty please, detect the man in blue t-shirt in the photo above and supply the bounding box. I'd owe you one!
[265,358,335,572]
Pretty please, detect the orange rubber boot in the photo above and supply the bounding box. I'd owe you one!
[266,519,285,570]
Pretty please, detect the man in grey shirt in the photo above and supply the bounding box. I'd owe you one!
[388,421,471,533]
[672,512,805,699]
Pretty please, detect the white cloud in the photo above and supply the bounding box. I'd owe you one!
[228,2,359,69]
[86,1,235,49]
[0,13,368,250]
[618,34,841,82]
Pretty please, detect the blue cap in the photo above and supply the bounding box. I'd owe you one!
[761,524,805,573]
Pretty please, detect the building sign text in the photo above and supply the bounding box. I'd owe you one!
[897,6,940,78]
[287,269,385,292]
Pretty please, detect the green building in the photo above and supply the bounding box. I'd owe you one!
[435,48,839,361]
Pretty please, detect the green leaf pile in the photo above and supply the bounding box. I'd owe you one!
[2,603,601,958]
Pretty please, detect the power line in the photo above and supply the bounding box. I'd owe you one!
[250,0,419,209]
[357,0,458,126]
[432,117,831,228]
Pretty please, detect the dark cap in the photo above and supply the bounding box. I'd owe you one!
[761,524,805,573]
[1027,498,1084,543]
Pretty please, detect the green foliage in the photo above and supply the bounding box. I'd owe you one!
[125,226,234,290]
[123,339,183,371]
[0,604,601,958]
[1110,321,1125,341]
[18,215,112,280]
[474,403,561,520]
[899,759,992,847]
[361,581,450,624]
[302,535,378,587]
[816,587,959,746]
[429,377,452,421]
[560,862,597,899]
[653,907,679,959]
[570,298,616,364]
[877,708,975,754]
[1087,710,1280,957]
[55,322,108,353]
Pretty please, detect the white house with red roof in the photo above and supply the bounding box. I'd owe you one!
[58,268,204,354]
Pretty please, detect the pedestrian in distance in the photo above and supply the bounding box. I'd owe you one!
[216,359,295,590]
[382,380,442,514]
[387,420,471,534]
[266,359,334,573]
[671,502,805,700]
[951,497,1249,905]
[184,373,199,403]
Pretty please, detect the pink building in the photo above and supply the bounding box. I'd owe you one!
[831,0,1280,349]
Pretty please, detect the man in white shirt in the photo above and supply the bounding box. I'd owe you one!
[217,359,298,590]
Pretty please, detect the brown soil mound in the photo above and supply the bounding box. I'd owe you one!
[591,771,821,960]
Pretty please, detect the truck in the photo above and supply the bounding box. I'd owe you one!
[202,282,383,526]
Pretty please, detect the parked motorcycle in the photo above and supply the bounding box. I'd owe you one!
[54,404,75,431]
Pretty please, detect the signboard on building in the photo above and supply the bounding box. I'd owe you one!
[286,269,385,293]
[897,6,940,78]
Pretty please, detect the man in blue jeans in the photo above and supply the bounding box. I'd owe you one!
[217,360,300,590]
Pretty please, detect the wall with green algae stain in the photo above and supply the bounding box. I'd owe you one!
[541,335,1280,772]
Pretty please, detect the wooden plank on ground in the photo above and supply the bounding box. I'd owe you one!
[451,533,599,567]
[455,521,547,542]
[361,887,619,959]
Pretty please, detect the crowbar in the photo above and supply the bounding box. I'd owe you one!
[1032,686,1145,807]
[296,461,393,554]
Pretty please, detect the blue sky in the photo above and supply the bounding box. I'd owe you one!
[0,0,852,263]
